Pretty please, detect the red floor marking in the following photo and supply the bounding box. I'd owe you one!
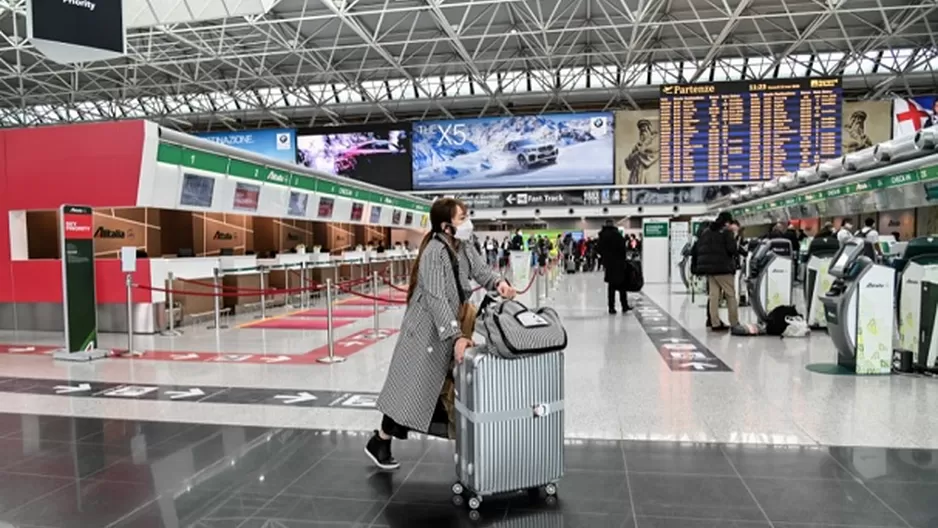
[245,317,357,330]
[0,344,57,357]
[340,298,404,307]
[106,328,400,365]
[0,328,400,366]
[291,308,379,318]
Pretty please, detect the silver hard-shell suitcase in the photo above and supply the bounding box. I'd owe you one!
[451,347,564,510]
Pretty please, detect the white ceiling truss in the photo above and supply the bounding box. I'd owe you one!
[0,0,936,130]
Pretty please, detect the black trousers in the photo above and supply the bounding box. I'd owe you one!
[607,284,630,310]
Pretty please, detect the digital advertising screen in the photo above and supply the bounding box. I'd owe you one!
[196,129,296,164]
[412,112,614,190]
[232,182,260,211]
[391,209,402,225]
[370,206,382,224]
[659,78,842,182]
[287,191,309,217]
[350,202,364,222]
[179,173,215,208]
[318,197,335,219]
[296,124,412,191]
[404,212,414,226]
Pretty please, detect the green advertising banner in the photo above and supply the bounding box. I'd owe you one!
[643,222,670,238]
[55,205,107,362]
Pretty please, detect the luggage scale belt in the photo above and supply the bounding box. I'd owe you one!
[453,399,565,423]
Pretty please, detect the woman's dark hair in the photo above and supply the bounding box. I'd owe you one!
[407,198,466,302]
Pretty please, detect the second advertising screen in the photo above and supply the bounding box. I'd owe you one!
[295,124,412,191]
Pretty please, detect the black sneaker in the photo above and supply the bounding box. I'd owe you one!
[608,308,617,315]
[365,430,400,470]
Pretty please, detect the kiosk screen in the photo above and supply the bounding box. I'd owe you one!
[830,240,862,276]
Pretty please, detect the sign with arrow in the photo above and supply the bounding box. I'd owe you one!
[165,388,205,400]
[55,383,91,394]
[274,392,318,405]
[633,293,732,373]
[260,356,291,364]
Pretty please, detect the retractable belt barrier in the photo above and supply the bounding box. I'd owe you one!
[122,256,548,365]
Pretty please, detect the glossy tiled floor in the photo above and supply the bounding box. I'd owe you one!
[0,271,937,526]
[0,416,936,528]
[0,273,937,448]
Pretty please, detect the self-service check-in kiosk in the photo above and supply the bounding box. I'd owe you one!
[803,236,840,328]
[821,239,893,375]
[748,239,794,322]
[895,237,938,369]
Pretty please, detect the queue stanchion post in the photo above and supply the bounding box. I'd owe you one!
[161,271,182,336]
[209,267,228,330]
[372,271,380,336]
[299,262,307,309]
[285,265,293,308]
[258,266,267,320]
[534,269,541,309]
[124,273,140,356]
[318,278,346,364]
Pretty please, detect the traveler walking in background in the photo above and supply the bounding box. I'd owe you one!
[598,220,632,314]
[693,212,740,331]
[366,198,517,470]
[836,219,854,246]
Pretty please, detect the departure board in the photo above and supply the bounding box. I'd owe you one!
[659,78,842,182]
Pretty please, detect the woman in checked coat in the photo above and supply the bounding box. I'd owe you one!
[365,198,516,470]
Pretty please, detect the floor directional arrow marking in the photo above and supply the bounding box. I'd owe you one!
[260,356,291,364]
[274,392,318,405]
[54,383,91,394]
[171,354,200,361]
[634,293,732,373]
[681,362,718,371]
[166,388,206,400]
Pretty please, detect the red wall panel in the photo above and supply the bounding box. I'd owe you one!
[0,130,10,302]
[9,259,152,304]
[0,121,147,303]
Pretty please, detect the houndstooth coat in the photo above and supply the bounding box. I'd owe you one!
[377,235,502,434]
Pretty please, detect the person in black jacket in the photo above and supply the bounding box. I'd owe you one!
[693,212,739,330]
[597,220,632,314]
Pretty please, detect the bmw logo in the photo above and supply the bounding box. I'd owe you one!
[593,118,604,127]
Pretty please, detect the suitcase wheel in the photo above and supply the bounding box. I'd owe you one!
[468,496,482,510]
[544,483,558,496]
[451,482,464,495]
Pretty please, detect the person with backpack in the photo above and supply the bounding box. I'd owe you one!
[692,212,740,331]
[858,217,883,259]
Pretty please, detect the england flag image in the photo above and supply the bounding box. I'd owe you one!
[892,96,937,138]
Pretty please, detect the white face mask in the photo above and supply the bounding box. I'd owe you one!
[454,219,474,241]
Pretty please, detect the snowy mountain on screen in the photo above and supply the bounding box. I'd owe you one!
[412,114,604,174]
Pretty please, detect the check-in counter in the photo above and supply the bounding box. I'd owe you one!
[260,254,307,307]
[337,251,367,287]
[216,256,260,315]
[102,257,224,334]
[306,252,338,290]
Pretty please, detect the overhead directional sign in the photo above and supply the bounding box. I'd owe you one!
[422,188,627,209]
[632,294,732,372]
